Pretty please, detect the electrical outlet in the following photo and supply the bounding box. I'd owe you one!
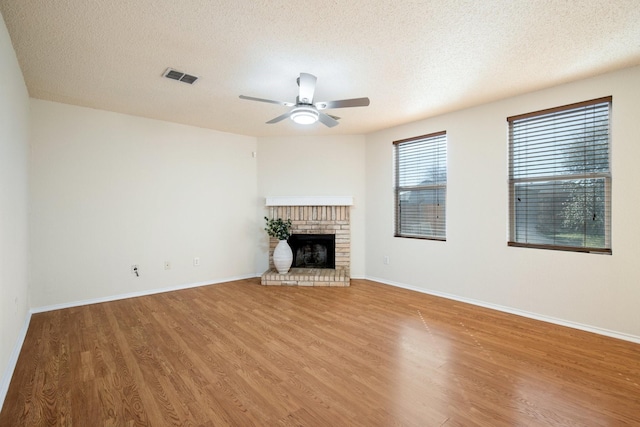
[383,256,390,265]
[164,261,171,270]
[131,264,139,275]
[193,257,200,266]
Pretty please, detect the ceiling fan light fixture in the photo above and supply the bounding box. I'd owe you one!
[290,106,319,125]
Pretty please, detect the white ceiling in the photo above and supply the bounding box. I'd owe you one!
[1,0,639,137]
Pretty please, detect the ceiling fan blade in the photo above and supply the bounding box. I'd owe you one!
[318,112,339,128]
[297,73,317,104]
[316,97,370,110]
[239,95,294,107]
[328,114,341,120]
[266,111,292,124]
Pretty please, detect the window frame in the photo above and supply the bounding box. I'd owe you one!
[393,131,447,241]
[507,96,612,254]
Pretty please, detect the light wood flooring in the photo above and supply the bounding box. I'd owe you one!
[1,279,639,426]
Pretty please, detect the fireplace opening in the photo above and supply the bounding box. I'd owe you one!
[288,234,336,269]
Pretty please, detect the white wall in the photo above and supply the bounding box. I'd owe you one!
[365,66,640,340]
[29,100,258,308]
[256,135,366,277]
[0,11,30,403]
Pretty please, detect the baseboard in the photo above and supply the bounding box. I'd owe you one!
[365,276,640,345]
[0,311,32,411]
[31,274,258,314]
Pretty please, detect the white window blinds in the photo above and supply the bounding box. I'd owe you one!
[394,131,447,240]
[508,97,612,253]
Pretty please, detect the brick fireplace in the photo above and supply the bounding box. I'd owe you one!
[261,196,351,286]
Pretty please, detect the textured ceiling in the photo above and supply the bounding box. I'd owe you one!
[1,0,639,137]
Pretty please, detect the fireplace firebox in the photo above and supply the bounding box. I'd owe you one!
[288,234,336,269]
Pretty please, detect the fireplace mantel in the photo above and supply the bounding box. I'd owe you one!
[265,196,353,206]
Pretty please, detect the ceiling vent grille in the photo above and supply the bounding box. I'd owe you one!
[163,68,199,84]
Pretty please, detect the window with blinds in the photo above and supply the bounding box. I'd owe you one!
[394,131,447,240]
[508,96,611,253]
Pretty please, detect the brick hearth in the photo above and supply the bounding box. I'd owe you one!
[262,202,351,286]
[261,267,349,287]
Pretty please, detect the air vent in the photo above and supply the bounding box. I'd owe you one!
[162,68,199,84]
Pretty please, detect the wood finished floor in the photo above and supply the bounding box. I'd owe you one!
[1,279,639,426]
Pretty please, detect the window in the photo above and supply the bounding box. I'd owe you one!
[394,131,447,240]
[508,97,611,253]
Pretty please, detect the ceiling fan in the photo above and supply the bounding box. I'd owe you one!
[239,73,370,128]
